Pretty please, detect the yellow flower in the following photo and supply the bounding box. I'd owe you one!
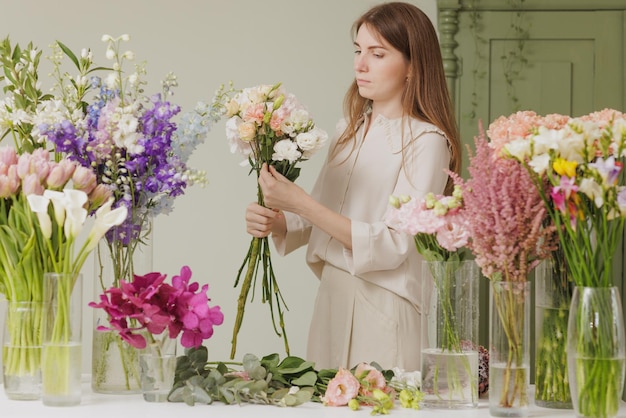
[553,158,577,177]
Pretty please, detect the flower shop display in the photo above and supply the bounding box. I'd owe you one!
[488,110,574,409]
[0,145,126,401]
[9,33,222,393]
[221,82,328,359]
[455,130,557,417]
[385,188,480,408]
[89,265,224,402]
[504,108,626,418]
[169,346,423,415]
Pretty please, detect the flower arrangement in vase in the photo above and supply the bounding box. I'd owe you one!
[503,108,626,418]
[90,265,224,402]
[454,127,557,417]
[220,82,328,359]
[0,146,126,401]
[385,187,485,407]
[488,110,574,409]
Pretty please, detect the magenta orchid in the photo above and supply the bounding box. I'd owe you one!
[89,266,224,349]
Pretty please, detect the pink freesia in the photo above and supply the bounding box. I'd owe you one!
[322,368,360,406]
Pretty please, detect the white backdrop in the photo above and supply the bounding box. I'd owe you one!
[0,0,438,372]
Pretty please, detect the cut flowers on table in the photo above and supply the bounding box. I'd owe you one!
[219,82,328,359]
[169,346,423,415]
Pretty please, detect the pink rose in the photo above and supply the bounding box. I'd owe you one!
[322,368,360,406]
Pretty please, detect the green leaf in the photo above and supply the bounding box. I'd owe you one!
[261,353,280,369]
[291,371,318,387]
[56,41,80,69]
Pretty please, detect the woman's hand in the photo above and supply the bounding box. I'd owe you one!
[245,202,284,238]
[258,163,306,213]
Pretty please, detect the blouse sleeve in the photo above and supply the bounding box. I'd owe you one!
[345,131,450,275]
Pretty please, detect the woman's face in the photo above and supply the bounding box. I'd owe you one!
[353,23,410,117]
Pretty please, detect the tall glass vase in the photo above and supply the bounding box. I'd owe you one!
[91,213,153,394]
[41,273,83,406]
[567,286,625,418]
[2,301,43,400]
[421,259,479,408]
[489,281,530,417]
[534,258,572,409]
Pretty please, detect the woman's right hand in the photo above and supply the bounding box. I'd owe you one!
[245,202,284,238]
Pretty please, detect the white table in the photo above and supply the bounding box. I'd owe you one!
[1,380,625,418]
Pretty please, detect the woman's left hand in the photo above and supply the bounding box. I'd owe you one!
[258,163,307,213]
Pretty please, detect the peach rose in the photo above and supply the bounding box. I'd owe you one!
[238,121,257,143]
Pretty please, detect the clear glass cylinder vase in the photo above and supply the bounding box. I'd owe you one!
[91,214,153,394]
[2,301,43,400]
[139,334,177,402]
[567,286,626,418]
[489,280,530,417]
[420,259,480,409]
[42,272,83,406]
[534,258,573,409]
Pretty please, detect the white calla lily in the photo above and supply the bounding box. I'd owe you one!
[64,206,88,239]
[27,194,52,239]
[85,199,128,252]
[43,189,67,226]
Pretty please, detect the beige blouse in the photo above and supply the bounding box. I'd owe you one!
[273,113,451,308]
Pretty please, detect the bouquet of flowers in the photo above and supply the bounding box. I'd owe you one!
[503,108,626,417]
[456,128,557,413]
[89,265,224,352]
[221,82,327,359]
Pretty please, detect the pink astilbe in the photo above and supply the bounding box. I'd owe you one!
[455,131,557,281]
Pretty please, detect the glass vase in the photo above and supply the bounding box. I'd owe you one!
[41,273,83,406]
[139,334,177,402]
[420,259,479,408]
[534,258,572,409]
[567,286,625,418]
[489,280,530,417]
[2,301,43,400]
[91,213,153,394]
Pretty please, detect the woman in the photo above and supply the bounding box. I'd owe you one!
[245,2,461,371]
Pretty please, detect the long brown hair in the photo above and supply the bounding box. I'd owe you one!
[334,2,460,195]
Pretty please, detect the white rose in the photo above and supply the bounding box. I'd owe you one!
[272,139,301,163]
[296,127,328,158]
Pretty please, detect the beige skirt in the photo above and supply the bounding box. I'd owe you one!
[306,263,421,371]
